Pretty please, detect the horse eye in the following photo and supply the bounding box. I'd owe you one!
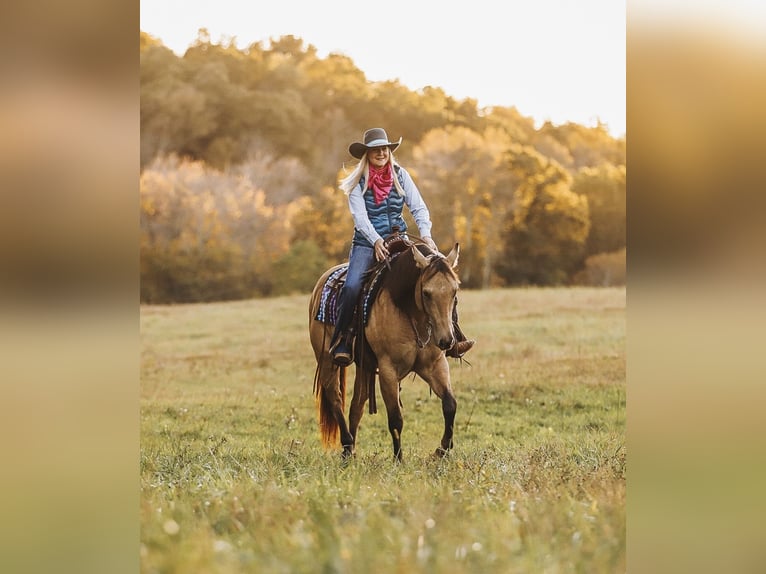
[423,291,432,299]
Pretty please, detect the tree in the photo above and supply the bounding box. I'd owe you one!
[497,145,590,285]
[271,240,330,295]
[572,163,626,257]
[483,105,537,144]
[140,156,296,302]
[536,122,625,171]
[140,43,198,169]
[411,127,513,288]
[139,29,628,300]
[290,185,353,263]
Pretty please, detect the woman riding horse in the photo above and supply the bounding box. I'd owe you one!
[310,240,464,460]
[329,127,474,366]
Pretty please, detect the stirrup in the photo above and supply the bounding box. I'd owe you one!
[332,333,354,366]
[333,347,353,367]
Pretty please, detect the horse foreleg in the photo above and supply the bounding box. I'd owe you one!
[378,365,404,462]
[435,390,457,457]
[418,358,457,457]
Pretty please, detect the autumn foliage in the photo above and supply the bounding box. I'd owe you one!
[140,31,625,302]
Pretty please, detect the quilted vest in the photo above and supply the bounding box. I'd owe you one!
[352,166,408,247]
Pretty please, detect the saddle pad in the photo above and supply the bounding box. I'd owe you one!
[361,265,387,325]
[315,253,401,326]
[315,265,348,325]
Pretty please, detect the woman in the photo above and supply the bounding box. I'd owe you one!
[330,127,474,366]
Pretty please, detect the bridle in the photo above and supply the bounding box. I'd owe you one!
[410,253,453,349]
[411,317,432,349]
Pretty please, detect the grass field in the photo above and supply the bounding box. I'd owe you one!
[140,287,625,573]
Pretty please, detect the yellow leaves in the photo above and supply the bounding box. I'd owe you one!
[544,185,588,214]
[140,156,311,301]
[141,196,157,217]
[453,213,468,247]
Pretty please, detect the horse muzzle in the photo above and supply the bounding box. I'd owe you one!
[436,335,456,351]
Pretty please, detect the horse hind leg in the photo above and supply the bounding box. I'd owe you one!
[310,308,354,459]
[316,359,354,459]
[347,369,365,455]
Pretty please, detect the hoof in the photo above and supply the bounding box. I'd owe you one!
[341,447,355,461]
[432,447,450,459]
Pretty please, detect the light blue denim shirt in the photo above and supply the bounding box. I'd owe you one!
[347,165,433,246]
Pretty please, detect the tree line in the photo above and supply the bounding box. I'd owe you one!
[140,30,626,303]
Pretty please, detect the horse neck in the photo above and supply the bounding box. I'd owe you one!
[384,251,422,312]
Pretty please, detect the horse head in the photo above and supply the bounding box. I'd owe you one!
[412,243,460,352]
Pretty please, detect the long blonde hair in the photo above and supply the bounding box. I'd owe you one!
[339,152,405,196]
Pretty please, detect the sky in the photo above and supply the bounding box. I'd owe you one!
[140,0,626,137]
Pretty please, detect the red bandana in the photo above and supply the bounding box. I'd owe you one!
[368,164,394,204]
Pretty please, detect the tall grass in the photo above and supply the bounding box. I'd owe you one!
[141,287,625,573]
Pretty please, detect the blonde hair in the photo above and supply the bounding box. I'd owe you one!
[339,151,405,196]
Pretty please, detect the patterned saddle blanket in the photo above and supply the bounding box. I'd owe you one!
[314,260,392,326]
[315,233,412,326]
[315,265,348,325]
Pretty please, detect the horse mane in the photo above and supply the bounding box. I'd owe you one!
[376,245,459,312]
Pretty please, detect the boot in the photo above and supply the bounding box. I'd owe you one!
[447,308,474,358]
[446,339,475,358]
[332,331,354,366]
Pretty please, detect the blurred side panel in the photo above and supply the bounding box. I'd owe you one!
[628,2,766,573]
[0,1,139,573]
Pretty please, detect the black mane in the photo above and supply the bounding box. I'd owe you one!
[372,245,456,312]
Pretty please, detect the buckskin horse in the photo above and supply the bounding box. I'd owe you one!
[309,241,461,461]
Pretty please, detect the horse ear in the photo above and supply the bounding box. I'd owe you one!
[446,243,460,268]
[412,244,430,269]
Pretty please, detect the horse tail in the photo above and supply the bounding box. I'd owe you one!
[316,365,346,449]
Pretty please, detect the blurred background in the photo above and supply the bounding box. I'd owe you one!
[138,29,626,302]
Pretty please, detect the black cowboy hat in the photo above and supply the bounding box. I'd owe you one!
[348,128,402,159]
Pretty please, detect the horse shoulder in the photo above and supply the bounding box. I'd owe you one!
[366,291,418,372]
[414,350,451,381]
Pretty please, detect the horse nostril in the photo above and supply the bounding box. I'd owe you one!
[438,338,454,350]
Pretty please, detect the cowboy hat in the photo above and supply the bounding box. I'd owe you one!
[348,128,402,159]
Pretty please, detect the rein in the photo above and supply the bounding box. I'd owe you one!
[411,316,432,348]
[380,233,450,351]
[410,251,442,349]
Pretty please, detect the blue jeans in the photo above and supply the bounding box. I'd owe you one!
[332,242,376,344]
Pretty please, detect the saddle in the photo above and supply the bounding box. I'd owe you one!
[315,231,414,326]
[383,229,411,256]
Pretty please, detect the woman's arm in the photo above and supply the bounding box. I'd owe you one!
[348,183,382,246]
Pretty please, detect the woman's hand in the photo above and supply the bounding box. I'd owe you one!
[374,238,390,261]
[422,236,438,253]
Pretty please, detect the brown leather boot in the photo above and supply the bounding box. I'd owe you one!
[332,332,354,366]
[446,339,475,358]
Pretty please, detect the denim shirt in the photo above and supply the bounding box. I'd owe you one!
[348,165,433,248]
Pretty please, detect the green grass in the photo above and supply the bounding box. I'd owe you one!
[141,287,625,573]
